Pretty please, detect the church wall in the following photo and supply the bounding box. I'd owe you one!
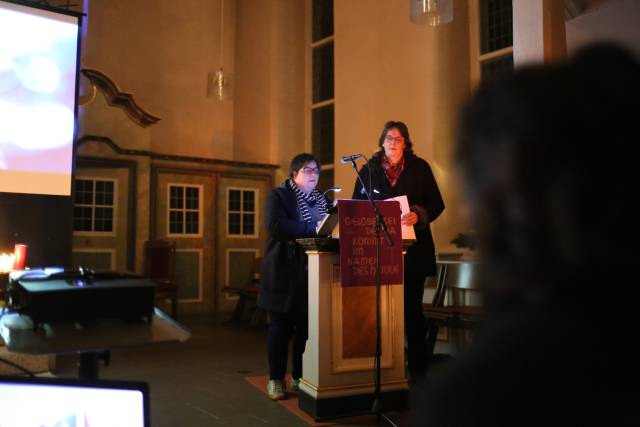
[333,0,471,253]
[233,0,305,182]
[83,0,235,160]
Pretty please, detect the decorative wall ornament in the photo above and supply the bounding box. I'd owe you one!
[81,68,161,127]
[76,135,279,170]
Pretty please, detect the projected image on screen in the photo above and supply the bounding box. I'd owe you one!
[0,382,146,427]
[0,1,79,196]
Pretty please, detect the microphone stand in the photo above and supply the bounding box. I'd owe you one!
[347,159,396,426]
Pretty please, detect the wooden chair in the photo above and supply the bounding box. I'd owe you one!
[423,260,484,365]
[144,239,178,319]
[224,256,264,326]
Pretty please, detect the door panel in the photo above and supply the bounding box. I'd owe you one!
[72,167,129,272]
[154,170,213,313]
[176,249,203,302]
[216,175,270,313]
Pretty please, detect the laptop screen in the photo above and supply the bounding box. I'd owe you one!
[0,375,150,427]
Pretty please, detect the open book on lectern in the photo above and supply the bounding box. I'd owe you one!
[315,196,416,240]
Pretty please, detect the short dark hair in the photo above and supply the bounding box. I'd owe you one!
[288,153,320,178]
[377,121,414,156]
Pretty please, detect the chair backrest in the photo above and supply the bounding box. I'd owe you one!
[432,261,482,308]
[143,240,176,281]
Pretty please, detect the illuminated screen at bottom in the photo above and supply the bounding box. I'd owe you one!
[0,380,147,427]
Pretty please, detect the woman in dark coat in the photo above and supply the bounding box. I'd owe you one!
[257,153,329,400]
[352,121,444,380]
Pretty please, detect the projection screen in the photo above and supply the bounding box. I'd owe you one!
[0,0,80,196]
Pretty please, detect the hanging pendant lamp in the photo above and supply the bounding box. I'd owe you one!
[208,0,231,100]
[410,0,454,26]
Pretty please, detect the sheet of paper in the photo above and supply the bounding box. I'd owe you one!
[384,195,416,240]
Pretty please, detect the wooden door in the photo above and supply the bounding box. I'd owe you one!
[153,168,214,314]
[71,166,130,272]
[216,174,270,314]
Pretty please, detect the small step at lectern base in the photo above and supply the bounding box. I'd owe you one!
[298,389,409,421]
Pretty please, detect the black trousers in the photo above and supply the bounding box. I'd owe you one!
[267,310,308,381]
[404,271,428,375]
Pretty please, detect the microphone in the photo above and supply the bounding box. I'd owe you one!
[340,154,364,164]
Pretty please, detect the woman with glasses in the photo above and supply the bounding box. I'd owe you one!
[351,121,444,382]
[258,153,329,400]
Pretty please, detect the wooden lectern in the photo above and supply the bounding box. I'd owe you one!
[296,203,411,420]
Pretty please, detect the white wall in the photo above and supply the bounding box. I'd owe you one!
[333,0,471,251]
[566,0,640,57]
[84,0,236,160]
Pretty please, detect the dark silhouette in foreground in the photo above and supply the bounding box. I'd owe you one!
[414,44,640,426]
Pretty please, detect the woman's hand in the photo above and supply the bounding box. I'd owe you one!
[401,211,419,226]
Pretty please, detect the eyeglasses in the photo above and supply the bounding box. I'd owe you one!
[384,135,404,144]
[300,167,320,175]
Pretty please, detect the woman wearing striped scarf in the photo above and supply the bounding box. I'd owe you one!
[258,153,330,401]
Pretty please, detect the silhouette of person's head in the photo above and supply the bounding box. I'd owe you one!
[456,43,640,306]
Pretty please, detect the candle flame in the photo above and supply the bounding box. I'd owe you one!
[0,252,16,273]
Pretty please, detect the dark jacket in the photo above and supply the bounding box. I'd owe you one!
[257,182,318,313]
[352,153,444,275]
[413,294,640,426]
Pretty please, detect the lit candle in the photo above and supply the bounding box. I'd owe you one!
[0,252,16,273]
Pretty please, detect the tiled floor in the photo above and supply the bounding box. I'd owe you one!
[54,314,417,427]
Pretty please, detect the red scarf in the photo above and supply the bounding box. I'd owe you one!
[380,155,405,187]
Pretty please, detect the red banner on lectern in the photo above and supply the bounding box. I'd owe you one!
[338,199,403,287]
